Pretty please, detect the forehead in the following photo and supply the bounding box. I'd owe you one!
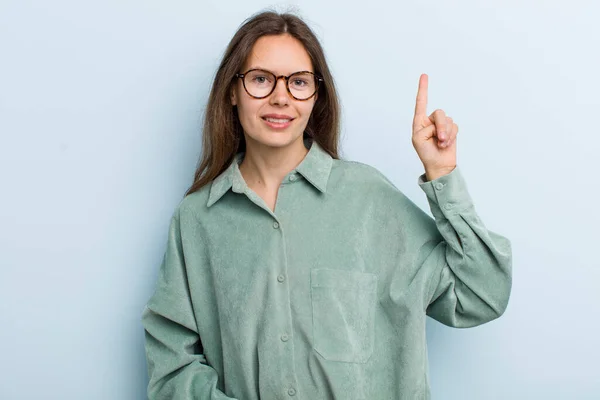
[243,34,313,74]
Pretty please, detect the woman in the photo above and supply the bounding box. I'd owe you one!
[142,10,512,400]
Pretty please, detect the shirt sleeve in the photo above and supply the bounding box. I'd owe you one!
[417,166,513,328]
[141,209,237,400]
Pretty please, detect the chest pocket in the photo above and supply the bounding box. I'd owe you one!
[310,268,378,363]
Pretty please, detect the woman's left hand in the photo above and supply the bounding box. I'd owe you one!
[411,73,458,181]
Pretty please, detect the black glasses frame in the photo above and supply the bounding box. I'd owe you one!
[235,68,324,101]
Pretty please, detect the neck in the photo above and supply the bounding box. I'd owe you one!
[239,136,309,190]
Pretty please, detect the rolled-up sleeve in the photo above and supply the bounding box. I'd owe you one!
[417,167,513,328]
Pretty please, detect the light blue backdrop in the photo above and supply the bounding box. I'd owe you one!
[1,0,598,398]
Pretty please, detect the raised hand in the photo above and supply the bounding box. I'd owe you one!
[411,74,458,181]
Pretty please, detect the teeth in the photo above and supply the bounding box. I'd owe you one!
[265,118,291,123]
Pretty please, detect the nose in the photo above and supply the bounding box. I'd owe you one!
[269,77,290,106]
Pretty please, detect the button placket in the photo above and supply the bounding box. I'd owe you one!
[269,215,299,395]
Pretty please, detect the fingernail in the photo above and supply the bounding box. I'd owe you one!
[439,132,446,140]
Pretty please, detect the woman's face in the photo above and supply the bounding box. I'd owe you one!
[231,34,317,150]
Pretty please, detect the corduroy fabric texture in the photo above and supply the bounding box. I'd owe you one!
[142,139,512,400]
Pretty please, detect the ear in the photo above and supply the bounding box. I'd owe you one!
[230,86,237,106]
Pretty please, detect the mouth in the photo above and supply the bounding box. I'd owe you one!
[261,116,295,129]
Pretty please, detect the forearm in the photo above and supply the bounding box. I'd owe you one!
[143,305,238,400]
[418,167,513,327]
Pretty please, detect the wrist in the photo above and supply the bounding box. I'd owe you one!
[425,166,456,182]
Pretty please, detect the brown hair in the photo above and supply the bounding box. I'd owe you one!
[184,10,341,196]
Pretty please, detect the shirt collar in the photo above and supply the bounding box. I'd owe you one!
[207,138,333,208]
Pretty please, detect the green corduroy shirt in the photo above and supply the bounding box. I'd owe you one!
[142,138,512,400]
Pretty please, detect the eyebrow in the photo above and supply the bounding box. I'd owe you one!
[245,66,314,74]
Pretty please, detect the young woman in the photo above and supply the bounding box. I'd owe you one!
[142,10,512,400]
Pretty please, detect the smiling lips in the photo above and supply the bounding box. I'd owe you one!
[261,114,294,129]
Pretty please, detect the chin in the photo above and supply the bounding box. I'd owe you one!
[245,130,304,149]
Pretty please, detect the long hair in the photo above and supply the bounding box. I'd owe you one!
[184,10,341,196]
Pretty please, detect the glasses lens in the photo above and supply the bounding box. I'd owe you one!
[288,72,317,100]
[244,70,275,98]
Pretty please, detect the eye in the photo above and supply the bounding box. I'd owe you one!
[293,78,309,87]
[251,74,272,84]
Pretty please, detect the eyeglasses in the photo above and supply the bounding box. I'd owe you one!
[235,68,323,101]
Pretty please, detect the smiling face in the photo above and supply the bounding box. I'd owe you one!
[231,34,318,150]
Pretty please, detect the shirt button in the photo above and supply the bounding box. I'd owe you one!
[289,174,297,182]
[273,221,280,229]
[281,333,289,342]
[444,204,453,210]
[277,274,285,283]
[288,388,296,396]
[435,182,444,190]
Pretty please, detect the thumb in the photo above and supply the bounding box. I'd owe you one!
[413,124,437,143]
[413,112,434,132]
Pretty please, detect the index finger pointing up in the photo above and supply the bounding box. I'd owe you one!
[414,73,428,117]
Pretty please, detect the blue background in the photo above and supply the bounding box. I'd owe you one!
[1,0,599,398]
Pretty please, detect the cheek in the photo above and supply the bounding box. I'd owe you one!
[300,102,317,120]
[237,98,257,120]
[237,99,268,131]
[234,86,255,117]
